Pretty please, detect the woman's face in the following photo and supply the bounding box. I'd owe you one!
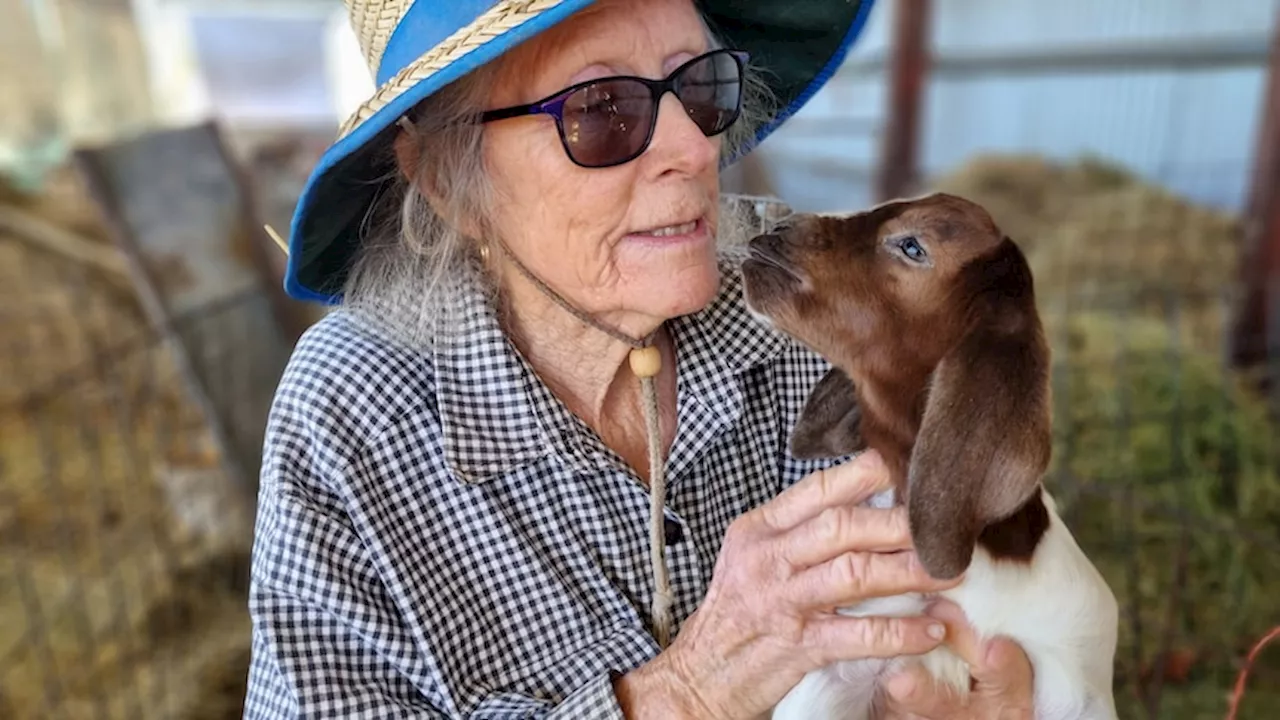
[482,0,724,330]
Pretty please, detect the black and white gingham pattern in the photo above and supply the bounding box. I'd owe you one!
[244,254,842,718]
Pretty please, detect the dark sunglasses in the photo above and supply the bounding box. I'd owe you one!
[477,48,749,168]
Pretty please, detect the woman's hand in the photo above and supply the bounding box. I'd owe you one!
[881,599,1036,719]
[616,450,963,719]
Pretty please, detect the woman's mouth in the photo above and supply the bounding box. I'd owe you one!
[644,220,698,237]
[628,218,708,245]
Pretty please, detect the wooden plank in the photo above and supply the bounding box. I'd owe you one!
[835,33,1271,79]
[874,0,932,203]
[71,121,302,503]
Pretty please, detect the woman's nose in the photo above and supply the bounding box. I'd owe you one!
[644,91,720,175]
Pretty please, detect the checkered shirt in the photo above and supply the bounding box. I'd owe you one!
[243,253,842,718]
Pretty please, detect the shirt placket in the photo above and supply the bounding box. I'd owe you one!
[656,504,704,636]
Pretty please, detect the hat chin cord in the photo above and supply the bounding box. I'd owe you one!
[491,237,676,650]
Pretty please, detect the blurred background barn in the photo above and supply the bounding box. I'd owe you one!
[1,0,1277,718]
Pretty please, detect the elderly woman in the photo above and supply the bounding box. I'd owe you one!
[245,0,1037,718]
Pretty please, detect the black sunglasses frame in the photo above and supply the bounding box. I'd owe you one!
[476,48,750,169]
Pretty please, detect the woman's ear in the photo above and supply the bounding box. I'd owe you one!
[392,123,421,183]
[790,366,866,459]
[906,238,1053,580]
[391,122,485,240]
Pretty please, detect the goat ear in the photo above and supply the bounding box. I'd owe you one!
[907,238,1053,580]
[791,366,866,459]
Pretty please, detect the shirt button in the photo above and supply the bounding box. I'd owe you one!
[664,516,684,546]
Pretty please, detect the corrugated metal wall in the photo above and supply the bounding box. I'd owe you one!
[755,0,1279,213]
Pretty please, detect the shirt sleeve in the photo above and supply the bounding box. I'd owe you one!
[546,674,628,719]
[244,480,638,720]
[242,418,635,720]
[243,476,448,719]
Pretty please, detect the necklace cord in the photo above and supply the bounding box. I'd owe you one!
[493,238,674,648]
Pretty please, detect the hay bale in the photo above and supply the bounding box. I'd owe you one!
[1,165,254,720]
[1026,184,1241,307]
[930,153,1245,355]
[1,387,253,720]
[0,165,116,247]
[0,167,152,406]
[930,153,1136,255]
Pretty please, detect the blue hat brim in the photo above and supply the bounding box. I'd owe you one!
[284,0,877,305]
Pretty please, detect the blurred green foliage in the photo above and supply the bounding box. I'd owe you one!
[1044,311,1280,719]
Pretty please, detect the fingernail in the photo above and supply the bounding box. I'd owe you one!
[927,622,946,640]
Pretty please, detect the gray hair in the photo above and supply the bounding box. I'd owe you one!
[341,17,778,349]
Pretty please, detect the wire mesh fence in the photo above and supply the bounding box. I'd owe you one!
[1038,282,1280,719]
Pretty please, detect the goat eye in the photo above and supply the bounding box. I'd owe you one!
[899,237,927,262]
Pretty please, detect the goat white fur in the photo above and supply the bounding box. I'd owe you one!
[770,484,1120,720]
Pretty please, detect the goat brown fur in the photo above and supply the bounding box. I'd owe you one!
[741,192,1054,580]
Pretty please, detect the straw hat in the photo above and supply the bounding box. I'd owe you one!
[282,0,878,304]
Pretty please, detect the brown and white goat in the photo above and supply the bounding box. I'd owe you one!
[741,192,1119,720]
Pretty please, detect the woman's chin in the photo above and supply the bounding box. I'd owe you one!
[645,262,722,319]
[609,238,721,319]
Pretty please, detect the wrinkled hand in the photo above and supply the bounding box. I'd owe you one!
[882,599,1035,720]
[618,450,963,720]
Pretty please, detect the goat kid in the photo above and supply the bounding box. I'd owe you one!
[740,192,1120,720]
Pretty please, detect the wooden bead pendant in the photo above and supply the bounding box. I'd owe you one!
[629,346,662,378]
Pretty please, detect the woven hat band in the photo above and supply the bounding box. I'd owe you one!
[338,0,567,138]
[375,0,508,86]
[344,0,415,75]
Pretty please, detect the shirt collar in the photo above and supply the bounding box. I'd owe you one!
[430,249,790,485]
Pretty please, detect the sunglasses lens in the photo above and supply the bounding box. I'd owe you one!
[554,50,744,167]
[676,51,743,136]
[561,80,654,167]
